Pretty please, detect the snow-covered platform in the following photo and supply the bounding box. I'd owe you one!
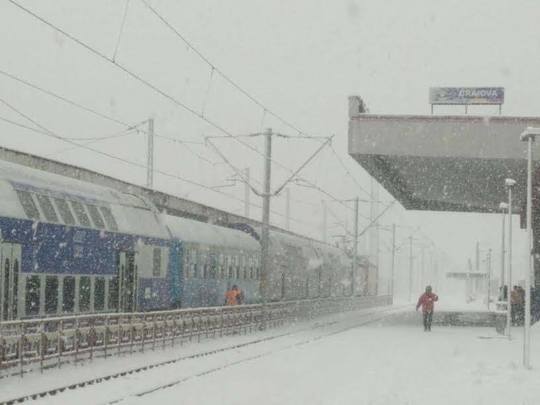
[385,308,505,329]
[12,308,540,405]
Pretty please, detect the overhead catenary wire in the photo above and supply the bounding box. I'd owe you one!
[112,0,131,62]
[7,1,369,227]
[0,66,327,217]
[138,0,309,138]
[0,67,216,166]
[0,97,317,228]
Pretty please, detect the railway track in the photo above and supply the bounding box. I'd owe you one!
[2,304,406,405]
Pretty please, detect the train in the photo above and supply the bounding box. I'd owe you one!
[0,159,377,321]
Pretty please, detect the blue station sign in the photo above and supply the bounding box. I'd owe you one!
[429,87,505,105]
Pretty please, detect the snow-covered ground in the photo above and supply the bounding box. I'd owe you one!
[0,305,402,404]
[15,308,540,405]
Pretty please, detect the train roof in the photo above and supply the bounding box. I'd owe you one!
[163,215,260,252]
[0,159,168,239]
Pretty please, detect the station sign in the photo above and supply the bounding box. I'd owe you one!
[429,87,504,105]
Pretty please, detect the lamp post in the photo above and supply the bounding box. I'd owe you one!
[499,202,508,293]
[519,127,540,368]
[505,178,516,340]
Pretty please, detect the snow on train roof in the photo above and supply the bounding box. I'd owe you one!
[164,215,259,252]
[0,159,140,206]
[0,159,170,239]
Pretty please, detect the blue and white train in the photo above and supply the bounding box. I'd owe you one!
[0,159,374,321]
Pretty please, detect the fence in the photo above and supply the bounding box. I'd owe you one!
[0,295,391,377]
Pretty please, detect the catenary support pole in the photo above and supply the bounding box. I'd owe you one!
[391,223,396,297]
[487,248,492,310]
[285,188,290,231]
[353,197,359,294]
[321,200,327,243]
[409,236,413,302]
[146,118,154,188]
[260,128,272,306]
[244,168,250,218]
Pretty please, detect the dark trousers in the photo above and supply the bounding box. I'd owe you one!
[423,311,433,331]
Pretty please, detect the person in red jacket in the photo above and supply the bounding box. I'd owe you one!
[416,285,438,331]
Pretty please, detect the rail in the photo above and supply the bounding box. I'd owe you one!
[0,295,391,377]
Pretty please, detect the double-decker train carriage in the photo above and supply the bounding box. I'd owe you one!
[163,214,260,308]
[230,224,370,301]
[0,159,171,321]
[0,158,377,321]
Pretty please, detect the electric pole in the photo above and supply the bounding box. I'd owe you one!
[391,223,396,297]
[322,200,327,243]
[409,236,413,302]
[353,197,359,295]
[244,168,250,218]
[487,248,492,310]
[285,188,290,231]
[146,118,154,188]
[260,128,272,305]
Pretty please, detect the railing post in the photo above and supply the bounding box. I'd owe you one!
[104,316,109,359]
[40,321,45,373]
[74,318,79,365]
[152,315,157,351]
[117,318,122,357]
[19,322,25,377]
[57,320,63,369]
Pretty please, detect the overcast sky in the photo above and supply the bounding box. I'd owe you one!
[1,0,538,296]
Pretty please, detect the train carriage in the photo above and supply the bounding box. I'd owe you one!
[163,215,260,307]
[0,160,172,320]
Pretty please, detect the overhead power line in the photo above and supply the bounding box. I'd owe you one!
[7,1,360,224]
[0,97,315,228]
[139,0,309,138]
[0,67,216,165]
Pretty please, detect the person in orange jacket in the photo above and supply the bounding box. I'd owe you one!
[224,285,241,306]
[416,285,439,331]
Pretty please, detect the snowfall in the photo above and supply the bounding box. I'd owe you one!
[2,302,540,405]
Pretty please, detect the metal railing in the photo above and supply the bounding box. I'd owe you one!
[0,295,391,377]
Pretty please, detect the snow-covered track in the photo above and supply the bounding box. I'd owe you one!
[0,302,402,405]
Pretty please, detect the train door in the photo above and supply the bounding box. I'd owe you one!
[0,243,21,321]
[117,251,138,312]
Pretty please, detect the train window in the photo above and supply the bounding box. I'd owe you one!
[152,248,162,277]
[203,265,208,279]
[16,190,40,220]
[25,275,41,316]
[86,204,105,229]
[99,206,118,231]
[54,198,76,225]
[191,264,197,278]
[62,276,76,313]
[94,277,105,311]
[36,194,59,222]
[108,277,118,311]
[228,266,233,279]
[70,201,91,227]
[45,276,59,314]
[79,276,91,312]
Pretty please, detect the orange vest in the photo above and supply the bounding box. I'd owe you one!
[225,289,239,305]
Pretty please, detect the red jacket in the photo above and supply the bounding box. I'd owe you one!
[416,292,438,313]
